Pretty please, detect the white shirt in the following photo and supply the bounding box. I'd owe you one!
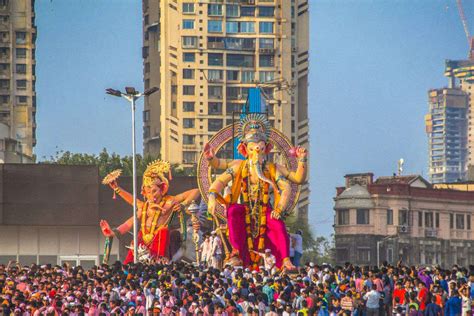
[291,234,303,253]
[211,235,222,255]
[201,239,211,262]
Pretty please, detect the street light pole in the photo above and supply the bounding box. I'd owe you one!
[106,86,159,264]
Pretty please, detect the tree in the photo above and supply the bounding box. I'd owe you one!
[40,148,196,177]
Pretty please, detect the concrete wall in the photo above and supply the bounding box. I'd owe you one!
[0,164,198,266]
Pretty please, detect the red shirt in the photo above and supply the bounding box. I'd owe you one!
[418,287,428,311]
[393,288,407,305]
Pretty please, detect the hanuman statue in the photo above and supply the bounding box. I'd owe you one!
[100,160,199,264]
[204,114,308,270]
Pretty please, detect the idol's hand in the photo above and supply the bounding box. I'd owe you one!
[108,180,119,190]
[207,194,217,215]
[295,146,307,159]
[203,143,216,161]
[100,220,115,237]
[271,210,282,220]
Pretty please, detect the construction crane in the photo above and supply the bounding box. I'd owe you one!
[456,0,474,59]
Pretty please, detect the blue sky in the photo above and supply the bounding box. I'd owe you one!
[35,1,473,236]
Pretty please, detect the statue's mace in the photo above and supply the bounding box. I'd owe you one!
[187,201,201,264]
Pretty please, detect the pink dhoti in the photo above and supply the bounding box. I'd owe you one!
[227,203,290,268]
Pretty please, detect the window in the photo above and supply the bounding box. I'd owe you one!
[418,211,423,227]
[227,70,239,81]
[226,4,239,17]
[356,209,369,225]
[226,87,240,100]
[183,52,195,62]
[450,213,454,229]
[183,118,195,128]
[436,213,439,228]
[182,36,197,48]
[387,209,393,225]
[16,48,26,58]
[183,151,196,163]
[226,21,238,33]
[208,36,225,49]
[398,210,408,226]
[468,215,471,230]
[259,55,274,67]
[208,69,223,81]
[183,102,195,112]
[258,6,275,17]
[338,209,349,225]
[208,53,223,66]
[208,86,223,98]
[241,6,255,17]
[356,248,371,263]
[17,96,27,104]
[241,71,255,83]
[260,38,274,49]
[226,102,241,113]
[16,32,26,44]
[183,85,195,95]
[259,22,274,33]
[0,95,9,104]
[182,19,194,29]
[208,119,223,131]
[208,20,223,33]
[227,54,254,67]
[240,22,255,33]
[183,69,194,79]
[456,214,465,229]
[208,4,222,16]
[16,80,26,90]
[183,3,195,14]
[183,134,195,145]
[208,102,222,115]
[143,110,150,122]
[259,71,274,83]
[425,212,433,228]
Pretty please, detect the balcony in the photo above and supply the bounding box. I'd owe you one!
[208,41,225,49]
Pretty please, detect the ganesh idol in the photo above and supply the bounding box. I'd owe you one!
[100,160,200,264]
[204,114,308,270]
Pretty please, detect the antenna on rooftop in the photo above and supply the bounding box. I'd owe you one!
[398,158,405,176]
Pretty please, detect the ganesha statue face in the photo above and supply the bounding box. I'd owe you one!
[142,180,168,203]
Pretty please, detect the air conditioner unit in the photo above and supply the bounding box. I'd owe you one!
[292,47,298,52]
[398,225,409,234]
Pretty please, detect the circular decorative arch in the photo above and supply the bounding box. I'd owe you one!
[197,123,301,218]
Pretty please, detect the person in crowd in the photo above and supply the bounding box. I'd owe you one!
[2,259,474,316]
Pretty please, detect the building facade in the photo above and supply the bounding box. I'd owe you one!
[142,0,310,214]
[0,0,36,162]
[425,88,468,183]
[334,173,474,267]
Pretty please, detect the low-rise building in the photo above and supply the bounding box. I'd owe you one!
[334,173,474,267]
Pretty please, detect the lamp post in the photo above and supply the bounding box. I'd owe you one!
[105,86,159,263]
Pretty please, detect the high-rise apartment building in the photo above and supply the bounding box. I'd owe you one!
[0,0,36,163]
[425,88,468,183]
[142,0,310,214]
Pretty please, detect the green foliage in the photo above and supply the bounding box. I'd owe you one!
[40,148,196,177]
[285,214,335,265]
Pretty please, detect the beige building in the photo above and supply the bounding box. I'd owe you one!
[334,173,474,267]
[142,0,310,214]
[0,0,36,162]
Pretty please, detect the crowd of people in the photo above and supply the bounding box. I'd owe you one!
[2,256,474,316]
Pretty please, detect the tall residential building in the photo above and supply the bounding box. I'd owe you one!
[425,88,468,183]
[0,0,36,163]
[142,0,310,214]
[334,173,474,266]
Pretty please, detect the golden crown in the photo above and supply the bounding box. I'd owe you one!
[142,159,171,187]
